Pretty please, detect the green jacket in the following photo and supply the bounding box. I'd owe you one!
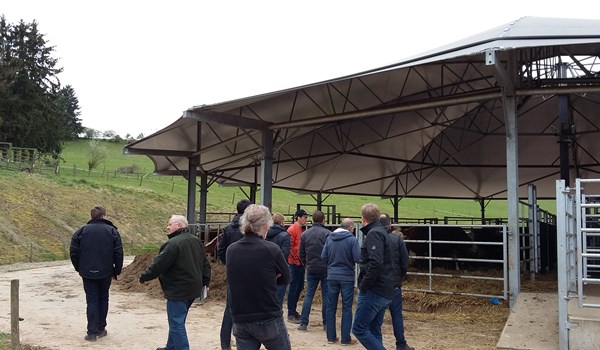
[140,229,211,300]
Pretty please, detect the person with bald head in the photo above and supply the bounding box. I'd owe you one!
[321,217,360,345]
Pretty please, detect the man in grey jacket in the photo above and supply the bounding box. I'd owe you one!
[298,210,330,331]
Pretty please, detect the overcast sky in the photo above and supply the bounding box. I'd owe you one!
[3,1,600,138]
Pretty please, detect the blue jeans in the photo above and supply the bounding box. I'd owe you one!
[233,316,291,350]
[300,272,328,325]
[220,293,233,348]
[82,276,112,335]
[352,290,392,350]
[164,299,194,350]
[389,287,408,348]
[326,279,355,343]
[287,264,305,316]
[277,283,288,308]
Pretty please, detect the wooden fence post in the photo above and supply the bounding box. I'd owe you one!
[11,279,20,350]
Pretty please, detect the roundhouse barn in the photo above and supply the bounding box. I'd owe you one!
[125,17,600,349]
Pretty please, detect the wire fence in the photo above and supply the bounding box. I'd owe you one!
[0,161,191,194]
[0,241,163,266]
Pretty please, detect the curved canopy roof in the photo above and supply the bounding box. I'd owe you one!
[125,17,600,200]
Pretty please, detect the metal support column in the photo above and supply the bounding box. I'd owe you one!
[260,129,273,209]
[187,156,198,226]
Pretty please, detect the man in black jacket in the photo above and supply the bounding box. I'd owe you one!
[226,204,291,350]
[380,213,414,350]
[297,210,330,331]
[70,206,124,342]
[217,198,252,350]
[352,203,395,349]
[139,214,211,350]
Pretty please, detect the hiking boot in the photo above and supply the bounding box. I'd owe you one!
[97,329,107,338]
[84,334,97,342]
[287,314,301,324]
[341,339,358,346]
[297,324,307,331]
[327,337,339,344]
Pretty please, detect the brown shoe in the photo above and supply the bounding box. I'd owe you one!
[341,339,358,346]
[84,334,97,342]
[97,329,107,338]
[327,337,339,344]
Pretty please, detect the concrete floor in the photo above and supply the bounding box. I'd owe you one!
[495,292,559,350]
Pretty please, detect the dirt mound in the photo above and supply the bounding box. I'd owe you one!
[114,253,228,302]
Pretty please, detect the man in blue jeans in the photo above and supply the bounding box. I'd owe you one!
[139,215,211,350]
[298,210,330,331]
[381,213,414,350]
[352,203,395,350]
[286,209,308,323]
[321,218,361,345]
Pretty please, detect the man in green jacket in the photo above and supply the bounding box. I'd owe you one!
[139,214,211,350]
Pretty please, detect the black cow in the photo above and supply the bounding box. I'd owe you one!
[401,226,478,270]
[471,227,505,269]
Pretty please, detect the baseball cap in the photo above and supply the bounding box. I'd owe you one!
[294,209,308,219]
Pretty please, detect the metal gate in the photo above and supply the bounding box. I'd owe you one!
[556,179,600,350]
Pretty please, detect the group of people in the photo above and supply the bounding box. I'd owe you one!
[69,201,413,350]
[216,201,414,350]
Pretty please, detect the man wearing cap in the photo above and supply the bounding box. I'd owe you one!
[286,208,308,323]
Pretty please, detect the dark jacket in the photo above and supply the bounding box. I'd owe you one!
[266,223,291,259]
[139,229,211,300]
[226,232,290,323]
[70,218,124,280]
[299,223,330,275]
[321,227,361,282]
[358,221,395,299]
[388,230,409,287]
[217,214,243,264]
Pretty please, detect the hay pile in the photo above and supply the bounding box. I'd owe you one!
[114,253,228,302]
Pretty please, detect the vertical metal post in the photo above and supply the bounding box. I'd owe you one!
[260,129,273,210]
[558,63,571,185]
[505,91,520,308]
[198,172,208,224]
[556,180,569,350]
[187,156,198,226]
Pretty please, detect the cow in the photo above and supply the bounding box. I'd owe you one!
[401,226,478,270]
[471,227,505,269]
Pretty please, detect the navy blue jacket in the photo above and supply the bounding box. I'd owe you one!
[388,230,409,287]
[321,228,360,282]
[217,214,243,264]
[70,218,124,280]
[266,223,291,259]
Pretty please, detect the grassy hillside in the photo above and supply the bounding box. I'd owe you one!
[0,139,544,265]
